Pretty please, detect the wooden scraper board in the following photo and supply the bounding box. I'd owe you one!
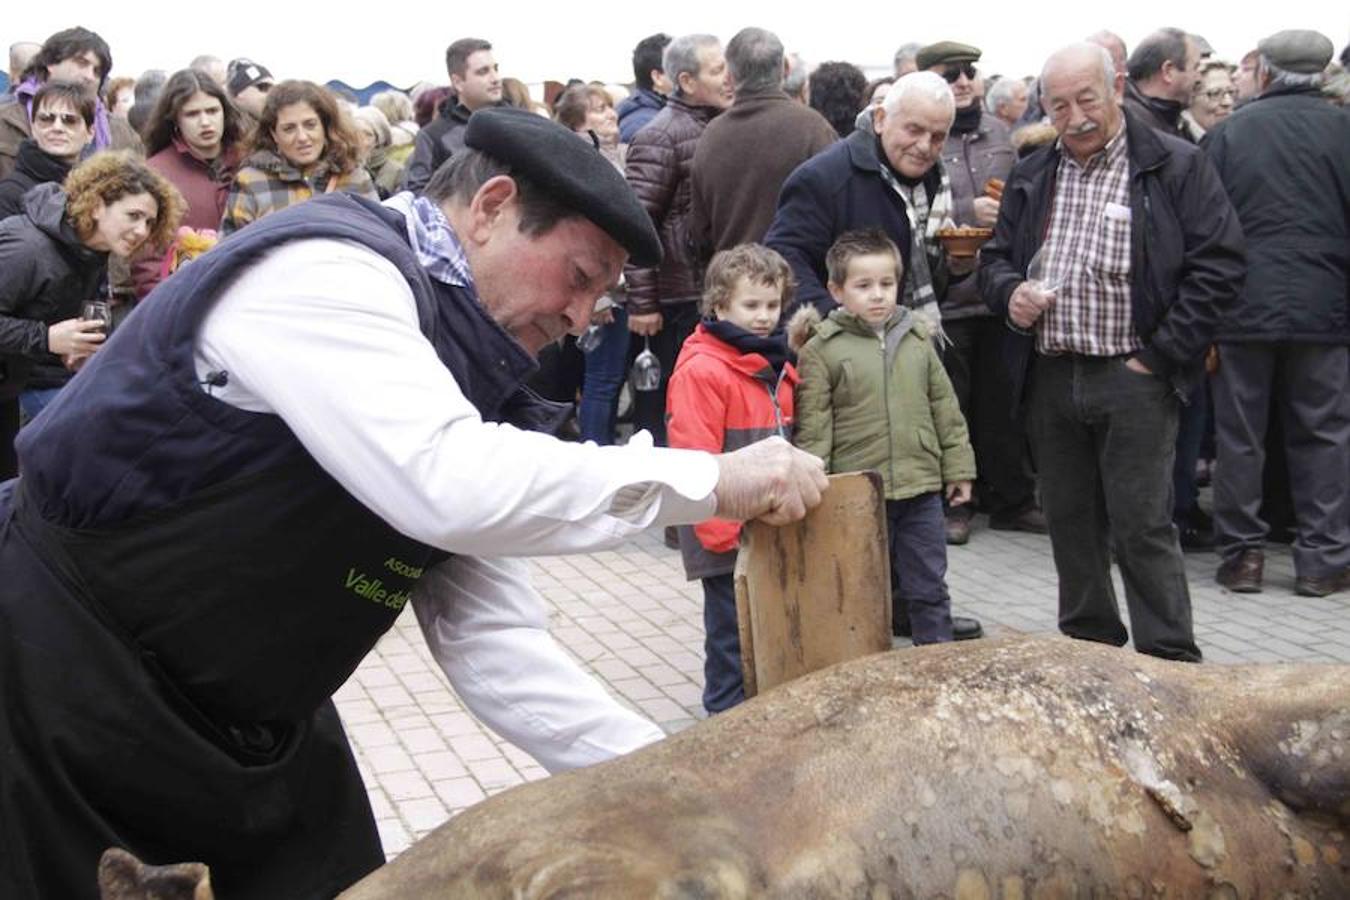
[733,471,892,699]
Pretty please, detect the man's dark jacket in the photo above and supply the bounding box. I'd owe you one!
[401,95,506,194]
[617,88,666,144]
[1201,85,1349,344]
[764,126,948,315]
[1123,79,1189,142]
[622,94,719,314]
[690,87,837,268]
[978,108,1246,410]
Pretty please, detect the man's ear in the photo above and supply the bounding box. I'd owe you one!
[872,105,886,135]
[464,175,518,243]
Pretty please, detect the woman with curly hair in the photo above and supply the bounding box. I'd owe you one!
[0,150,183,475]
[132,68,247,297]
[809,61,869,138]
[219,80,376,235]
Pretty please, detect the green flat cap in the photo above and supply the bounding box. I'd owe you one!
[916,41,982,71]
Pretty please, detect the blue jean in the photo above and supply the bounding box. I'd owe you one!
[701,573,744,714]
[887,492,953,644]
[19,387,62,422]
[578,308,629,445]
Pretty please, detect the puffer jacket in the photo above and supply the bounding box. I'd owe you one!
[792,306,975,501]
[666,322,797,579]
[622,95,720,313]
[0,183,107,399]
[220,149,378,236]
[1202,85,1349,344]
[940,110,1015,319]
[617,88,666,144]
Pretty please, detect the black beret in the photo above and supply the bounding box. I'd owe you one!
[464,107,662,267]
[915,41,982,72]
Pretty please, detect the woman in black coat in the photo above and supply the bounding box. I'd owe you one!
[0,80,94,219]
[0,150,182,476]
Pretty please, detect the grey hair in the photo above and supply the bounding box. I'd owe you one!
[354,106,392,149]
[1127,27,1189,81]
[1259,54,1325,90]
[371,89,414,124]
[882,70,955,116]
[893,42,923,73]
[1040,43,1116,97]
[985,77,1023,113]
[664,34,720,95]
[9,41,40,74]
[783,53,809,97]
[726,27,784,95]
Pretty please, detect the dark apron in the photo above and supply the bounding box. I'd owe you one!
[0,451,444,899]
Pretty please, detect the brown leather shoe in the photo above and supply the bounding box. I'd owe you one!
[1294,566,1350,598]
[1216,549,1263,593]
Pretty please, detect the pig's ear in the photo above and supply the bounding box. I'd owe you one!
[97,847,213,900]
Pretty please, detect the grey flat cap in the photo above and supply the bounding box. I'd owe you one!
[1257,30,1334,74]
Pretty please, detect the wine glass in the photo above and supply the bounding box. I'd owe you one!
[81,300,113,335]
[630,337,661,392]
[1026,246,1071,295]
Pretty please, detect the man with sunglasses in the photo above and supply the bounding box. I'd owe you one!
[918,42,1043,548]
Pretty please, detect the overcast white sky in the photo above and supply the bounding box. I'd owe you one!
[14,3,1348,89]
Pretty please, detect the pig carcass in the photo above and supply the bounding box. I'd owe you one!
[341,635,1348,898]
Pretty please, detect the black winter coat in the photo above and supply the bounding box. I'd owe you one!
[765,127,948,316]
[1201,86,1350,344]
[0,139,72,220]
[978,108,1246,410]
[0,183,107,399]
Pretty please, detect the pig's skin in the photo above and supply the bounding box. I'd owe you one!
[342,636,1349,898]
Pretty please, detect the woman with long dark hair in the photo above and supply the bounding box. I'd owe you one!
[132,68,246,297]
[0,151,182,475]
[220,80,376,235]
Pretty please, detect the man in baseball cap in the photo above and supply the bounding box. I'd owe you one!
[225,56,274,120]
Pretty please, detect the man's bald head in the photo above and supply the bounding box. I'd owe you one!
[1041,43,1124,163]
[9,42,40,83]
[1087,31,1127,76]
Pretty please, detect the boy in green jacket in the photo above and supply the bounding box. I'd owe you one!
[789,229,975,644]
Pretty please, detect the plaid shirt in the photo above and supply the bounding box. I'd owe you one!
[1036,125,1140,357]
[220,150,378,236]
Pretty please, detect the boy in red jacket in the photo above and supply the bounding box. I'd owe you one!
[666,243,797,714]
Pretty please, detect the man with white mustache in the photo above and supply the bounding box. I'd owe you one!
[978,43,1245,664]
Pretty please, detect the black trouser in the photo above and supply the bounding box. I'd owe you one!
[630,301,700,447]
[700,573,744,714]
[0,398,17,480]
[886,492,953,644]
[941,317,1036,517]
[1213,342,1350,579]
[1029,354,1199,662]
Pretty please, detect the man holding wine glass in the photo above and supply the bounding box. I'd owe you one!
[978,41,1245,664]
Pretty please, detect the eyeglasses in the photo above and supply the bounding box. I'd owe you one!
[1201,88,1238,102]
[941,63,977,83]
[35,111,84,127]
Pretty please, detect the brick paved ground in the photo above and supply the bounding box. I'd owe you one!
[336,514,1350,859]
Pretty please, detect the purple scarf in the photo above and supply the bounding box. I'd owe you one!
[17,76,112,151]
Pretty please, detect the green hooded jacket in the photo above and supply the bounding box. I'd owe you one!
[794,307,975,500]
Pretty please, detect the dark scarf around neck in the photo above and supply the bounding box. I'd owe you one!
[703,317,792,377]
[951,103,982,135]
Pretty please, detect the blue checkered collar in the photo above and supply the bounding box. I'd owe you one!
[384,191,476,290]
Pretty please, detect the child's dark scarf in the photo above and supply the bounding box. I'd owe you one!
[703,317,793,377]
